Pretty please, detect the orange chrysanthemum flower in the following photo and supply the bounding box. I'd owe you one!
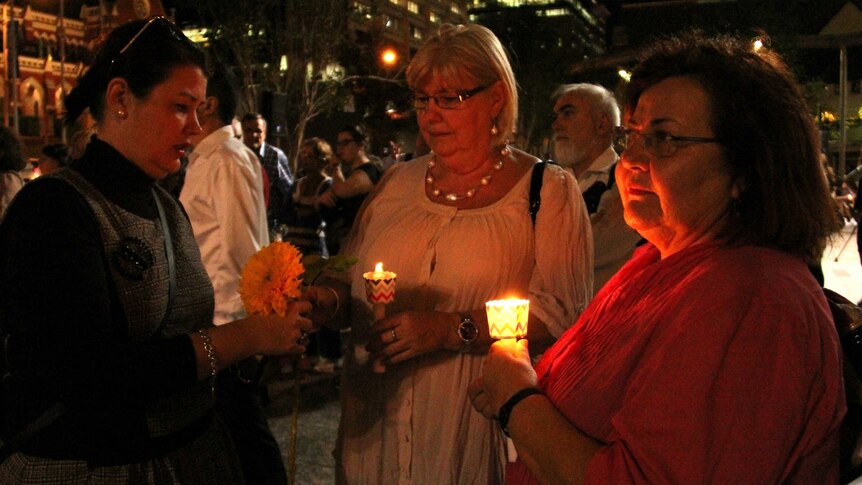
[239,242,305,316]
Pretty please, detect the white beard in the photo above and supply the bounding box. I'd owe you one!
[554,141,586,170]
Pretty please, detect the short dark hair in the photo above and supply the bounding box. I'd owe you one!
[206,65,238,125]
[0,127,25,172]
[625,32,837,263]
[41,143,70,167]
[65,17,207,124]
[339,125,367,146]
[241,112,266,126]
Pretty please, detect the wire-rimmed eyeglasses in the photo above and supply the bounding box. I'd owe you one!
[614,126,722,158]
[412,85,488,110]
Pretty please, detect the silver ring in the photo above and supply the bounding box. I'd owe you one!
[390,328,398,342]
[297,332,309,346]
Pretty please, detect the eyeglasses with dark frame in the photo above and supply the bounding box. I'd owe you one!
[614,126,722,158]
[412,85,488,110]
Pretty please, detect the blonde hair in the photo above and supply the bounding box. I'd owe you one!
[406,24,517,146]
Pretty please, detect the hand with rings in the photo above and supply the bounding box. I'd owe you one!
[366,310,456,366]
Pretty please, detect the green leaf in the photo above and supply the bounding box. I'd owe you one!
[301,254,358,285]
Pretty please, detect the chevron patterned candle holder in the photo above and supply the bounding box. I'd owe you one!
[485,298,529,340]
[363,262,397,373]
[363,262,397,305]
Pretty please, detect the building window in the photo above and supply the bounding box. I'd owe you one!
[407,1,419,14]
[384,15,398,30]
[353,1,372,15]
[388,0,400,5]
[451,4,461,15]
[411,25,422,40]
[430,11,439,23]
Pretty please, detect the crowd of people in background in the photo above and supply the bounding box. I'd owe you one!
[0,14,861,485]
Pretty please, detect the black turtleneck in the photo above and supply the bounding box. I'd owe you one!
[0,137,197,458]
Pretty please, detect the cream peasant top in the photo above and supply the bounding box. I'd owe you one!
[335,154,592,485]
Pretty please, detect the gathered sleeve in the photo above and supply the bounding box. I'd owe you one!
[529,165,593,337]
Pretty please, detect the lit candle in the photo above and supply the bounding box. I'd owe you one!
[485,297,530,462]
[485,298,530,340]
[362,262,397,373]
[363,262,397,310]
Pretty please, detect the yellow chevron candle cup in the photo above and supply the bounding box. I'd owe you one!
[485,298,530,340]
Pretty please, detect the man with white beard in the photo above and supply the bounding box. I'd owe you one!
[551,83,641,294]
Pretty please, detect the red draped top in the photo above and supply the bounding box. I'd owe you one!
[507,242,845,484]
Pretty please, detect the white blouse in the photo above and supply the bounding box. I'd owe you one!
[336,154,592,484]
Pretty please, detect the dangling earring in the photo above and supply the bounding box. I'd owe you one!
[500,140,511,157]
[490,122,499,136]
[117,110,127,119]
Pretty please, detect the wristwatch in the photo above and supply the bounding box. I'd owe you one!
[457,313,479,348]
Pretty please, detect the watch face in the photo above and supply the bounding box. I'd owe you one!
[459,317,479,343]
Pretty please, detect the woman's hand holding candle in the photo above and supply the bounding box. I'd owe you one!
[468,339,537,420]
[366,310,459,366]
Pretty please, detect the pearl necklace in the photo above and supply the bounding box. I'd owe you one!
[425,149,507,201]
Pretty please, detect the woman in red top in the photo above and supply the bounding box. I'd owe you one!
[469,32,844,484]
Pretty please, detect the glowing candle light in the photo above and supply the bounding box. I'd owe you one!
[362,262,397,373]
[485,298,530,340]
[363,262,396,309]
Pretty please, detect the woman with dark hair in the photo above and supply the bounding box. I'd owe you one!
[317,125,382,254]
[0,125,26,221]
[37,143,70,176]
[470,32,844,483]
[0,17,312,483]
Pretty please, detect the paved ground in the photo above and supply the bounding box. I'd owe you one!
[265,370,340,485]
[264,222,862,484]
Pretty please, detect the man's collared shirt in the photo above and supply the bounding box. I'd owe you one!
[181,125,269,325]
[257,141,293,204]
[575,146,617,195]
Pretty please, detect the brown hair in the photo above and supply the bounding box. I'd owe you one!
[625,32,838,263]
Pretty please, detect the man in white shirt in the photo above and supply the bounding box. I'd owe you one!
[180,68,285,485]
[552,83,642,294]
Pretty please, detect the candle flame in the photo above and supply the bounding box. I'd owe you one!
[375,262,383,273]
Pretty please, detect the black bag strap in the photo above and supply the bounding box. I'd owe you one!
[529,161,549,226]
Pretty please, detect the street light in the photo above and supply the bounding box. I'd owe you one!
[380,47,397,68]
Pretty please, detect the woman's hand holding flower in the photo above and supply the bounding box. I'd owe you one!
[469,339,538,419]
[243,301,314,355]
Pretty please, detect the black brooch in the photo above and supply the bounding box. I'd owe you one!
[113,237,155,281]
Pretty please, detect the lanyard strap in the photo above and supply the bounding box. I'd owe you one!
[152,188,176,325]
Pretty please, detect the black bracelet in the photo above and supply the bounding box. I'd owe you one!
[497,387,543,437]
